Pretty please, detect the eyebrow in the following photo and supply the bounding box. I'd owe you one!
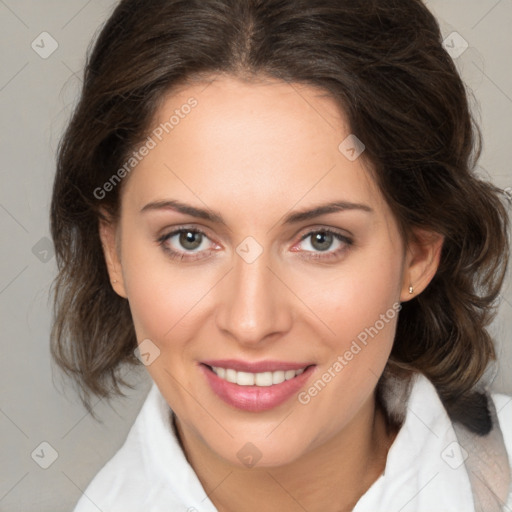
[140,199,373,225]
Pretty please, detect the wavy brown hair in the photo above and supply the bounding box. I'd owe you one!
[50,0,510,431]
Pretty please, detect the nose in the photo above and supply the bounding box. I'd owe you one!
[215,247,293,347]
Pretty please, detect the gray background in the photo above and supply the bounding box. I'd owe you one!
[0,1,511,511]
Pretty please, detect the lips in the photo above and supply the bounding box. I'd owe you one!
[199,360,316,412]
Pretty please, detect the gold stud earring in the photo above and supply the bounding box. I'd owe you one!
[409,285,414,294]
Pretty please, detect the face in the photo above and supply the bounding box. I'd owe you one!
[101,76,437,468]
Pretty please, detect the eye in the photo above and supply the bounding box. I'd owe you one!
[157,227,217,261]
[174,230,205,251]
[293,228,353,261]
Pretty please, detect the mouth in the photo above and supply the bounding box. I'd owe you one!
[199,360,316,412]
[208,365,307,386]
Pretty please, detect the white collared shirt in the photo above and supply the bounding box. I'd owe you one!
[73,373,512,512]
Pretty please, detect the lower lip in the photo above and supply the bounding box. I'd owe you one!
[200,364,316,412]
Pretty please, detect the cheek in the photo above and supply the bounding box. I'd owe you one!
[290,235,403,414]
[292,241,403,347]
[119,228,209,342]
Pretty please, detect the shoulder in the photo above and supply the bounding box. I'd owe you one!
[73,421,156,511]
[72,385,183,512]
[72,449,153,512]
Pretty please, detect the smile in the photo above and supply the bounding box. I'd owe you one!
[210,366,306,386]
[200,361,316,412]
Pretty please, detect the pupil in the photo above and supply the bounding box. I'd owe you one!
[312,232,332,251]
[180,231,202,250]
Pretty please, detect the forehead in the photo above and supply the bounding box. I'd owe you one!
[121,75,385,220]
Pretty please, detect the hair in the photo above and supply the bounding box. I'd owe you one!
[50,0,510,432]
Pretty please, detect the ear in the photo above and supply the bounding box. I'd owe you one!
[98,210,128,298]
[400,228,444,302]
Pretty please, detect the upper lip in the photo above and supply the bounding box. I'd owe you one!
[201,359,315,373]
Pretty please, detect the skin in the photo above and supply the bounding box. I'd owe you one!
[100,75,444,512]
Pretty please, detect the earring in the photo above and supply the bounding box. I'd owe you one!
[112,280,118,284]
[409,285,414,294]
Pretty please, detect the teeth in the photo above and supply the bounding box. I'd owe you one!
[211,366,307,386]
[237,371,255,385]
[284,370,296,380]
[272,371,285,385]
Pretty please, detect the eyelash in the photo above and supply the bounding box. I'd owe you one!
[157,226,353,263]
[295,228,353,262]
[156,227,214,262]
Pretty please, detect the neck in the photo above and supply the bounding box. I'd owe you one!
[174,392,398,512]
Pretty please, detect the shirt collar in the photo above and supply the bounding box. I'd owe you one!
[354,372,475,511]
[143,372,475,512]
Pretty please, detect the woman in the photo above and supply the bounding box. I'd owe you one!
[50,0,512,510]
